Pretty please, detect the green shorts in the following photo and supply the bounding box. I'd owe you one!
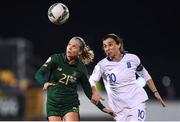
[47,105,79,117]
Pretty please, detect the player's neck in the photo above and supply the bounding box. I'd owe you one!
[111,53,122,62]
[115,51,123,62]
[114,55,121,62]
[66,56,76,64]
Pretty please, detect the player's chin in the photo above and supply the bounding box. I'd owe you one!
[106,53,113,59]
[106,52,113,57]
[66,51,71,56]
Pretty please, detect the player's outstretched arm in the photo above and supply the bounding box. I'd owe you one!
[91,85,116,117]
[80,78,116,117]
[146,79,166,107]
[153,91,166,107]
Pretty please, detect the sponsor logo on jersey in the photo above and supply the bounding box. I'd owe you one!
[57,67,62,71]
[72,71,78,77]
[92,68,97,74]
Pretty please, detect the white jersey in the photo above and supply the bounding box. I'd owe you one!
[89,53,151,113]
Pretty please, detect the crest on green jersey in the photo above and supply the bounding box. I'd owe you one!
[72,71,78,77]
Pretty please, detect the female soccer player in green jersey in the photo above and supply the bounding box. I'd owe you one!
[35,36,116,121]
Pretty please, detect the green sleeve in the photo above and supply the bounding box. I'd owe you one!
[35,54,56,85]
[35,66,50,84]
[80,67,105,111]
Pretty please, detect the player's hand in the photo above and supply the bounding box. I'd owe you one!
[154,92,166,107]
[91,91,105,105]
[43,82,56,90]
[102,108,116,117]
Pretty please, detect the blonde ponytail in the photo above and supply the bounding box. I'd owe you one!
[72,37,95,65]
[81,45,94,64]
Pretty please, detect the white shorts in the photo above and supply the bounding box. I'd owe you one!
[114,102,146,122]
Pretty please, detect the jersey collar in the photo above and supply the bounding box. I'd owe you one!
[106,51,126,61]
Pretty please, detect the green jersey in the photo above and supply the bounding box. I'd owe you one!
[35,53,104,116]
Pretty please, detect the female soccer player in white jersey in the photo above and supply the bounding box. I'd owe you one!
[89,33,166,121]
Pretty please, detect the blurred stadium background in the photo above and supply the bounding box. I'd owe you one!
[0,0,179,121]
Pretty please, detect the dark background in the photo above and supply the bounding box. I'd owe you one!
[0,0,179,98]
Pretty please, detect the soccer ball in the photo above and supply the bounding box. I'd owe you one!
[48,3,70,25]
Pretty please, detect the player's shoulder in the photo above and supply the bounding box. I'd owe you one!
[48,53,63,63]
[124,52,140,59]
[95,57,112,69]
[124,52,141,64]
[77,60,88,74]
[49,53,61,58]
[97,57,108,65]
[78,60,86,68]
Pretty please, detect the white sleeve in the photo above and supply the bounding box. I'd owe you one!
[134,55,152,81]
[137,67,152,82]
[89,64,102,86]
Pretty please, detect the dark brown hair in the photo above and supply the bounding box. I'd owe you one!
[102,33,124,52]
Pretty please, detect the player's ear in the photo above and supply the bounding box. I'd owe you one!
[118,43,121,49]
